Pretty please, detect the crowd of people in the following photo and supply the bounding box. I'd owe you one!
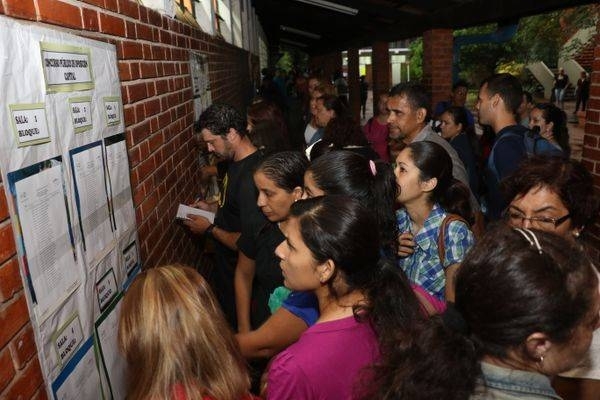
[117,69,599,400]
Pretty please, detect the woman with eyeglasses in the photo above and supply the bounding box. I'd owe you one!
[502,155,600,400]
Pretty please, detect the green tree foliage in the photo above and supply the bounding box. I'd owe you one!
[451,5,597,86]
[409,37,423,80]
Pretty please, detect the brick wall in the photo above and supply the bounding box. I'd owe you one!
[0,0,256,397]
[422,29,453,112]
[581,22,600,264]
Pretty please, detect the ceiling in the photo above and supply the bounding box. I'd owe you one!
[250,0,596,55]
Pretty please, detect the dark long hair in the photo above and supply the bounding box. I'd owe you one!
[533,103,571,157]
[322,115,369,147]
[307,151,398,253]
[443,106,480,158]
[290,196,423,351]
[408,141,473,224]
[365,225,597,400]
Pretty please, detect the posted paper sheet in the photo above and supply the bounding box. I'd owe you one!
[9,160,79,321]
[69,142,113,264]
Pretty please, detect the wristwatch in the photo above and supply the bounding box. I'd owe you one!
[205,224,216,237]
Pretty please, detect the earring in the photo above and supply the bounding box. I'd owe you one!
[574,231,580,238]
[539,355,544,363]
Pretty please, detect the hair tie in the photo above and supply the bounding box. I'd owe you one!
[514,228,543,254]
[369,159,377,176]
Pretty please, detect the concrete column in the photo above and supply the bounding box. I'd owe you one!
[372,41,390,113]
[347,47,360,120]
[423,29,453,112]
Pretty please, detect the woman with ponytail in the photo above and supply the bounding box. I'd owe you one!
[395,140,475,305]
[366,224,600,400]
[268,196,422,399]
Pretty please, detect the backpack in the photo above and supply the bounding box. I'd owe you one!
[488,126,563,180]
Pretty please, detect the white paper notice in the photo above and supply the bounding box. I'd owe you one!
[9,104,51,146]
[70,143,113,264]
[103,98,121,126]
[176,204,215,223]
[96,297,127,400]
[52,337,102,400]
[69,99,92,133]
[13,163,79,320]
[53,315,84,365]
[105,135,135,238]
[41,46,93,86]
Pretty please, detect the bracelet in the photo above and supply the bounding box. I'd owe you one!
[205,224,216,237]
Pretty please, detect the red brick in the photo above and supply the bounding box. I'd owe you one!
[0,295,29,349]
[148,132,164,153]
[0,348,15,392]
[104,0,118,12]
[0,188,8,221]
[148,8,162,26]
[137,157,156,182]
[126,82,148,104]
[82,7,99,31]
[0,258,21,302]
[9,326,36,369]
[125,20,136,39]
[118,0,139,19]
[0,222,16,264]
[136,23,153,41]
[129,120,150,146]
[124,105,135,126]
[3,357,43,400]
[119,41,143,59]
[139,191,158,219]
[144,98,161,118]
[5,0,36,20]
[38,0,83,29]
[118,61,131,81]
[79,0,104,7]
[140,62,157,78]
[99,12,125,36]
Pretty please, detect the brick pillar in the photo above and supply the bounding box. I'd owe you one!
[347,47,360,120]
[423,29,453,112]
[581,22,600,264]
[372,41,390,113]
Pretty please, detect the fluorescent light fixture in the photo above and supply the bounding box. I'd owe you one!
[280,38,309,48]
[280,25,322,40]
[293,0,358,16]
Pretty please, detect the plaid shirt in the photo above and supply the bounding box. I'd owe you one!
[396,203,474,301]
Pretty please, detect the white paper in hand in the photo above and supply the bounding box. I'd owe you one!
[176,204,215,223]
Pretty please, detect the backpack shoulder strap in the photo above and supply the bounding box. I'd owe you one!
[438,213,469,264]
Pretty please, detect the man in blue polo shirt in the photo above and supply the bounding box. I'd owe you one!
[477,73,528,220]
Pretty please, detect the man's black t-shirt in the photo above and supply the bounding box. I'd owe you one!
[211,150,265,329]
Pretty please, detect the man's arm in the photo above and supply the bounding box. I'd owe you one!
[183,215,240,250]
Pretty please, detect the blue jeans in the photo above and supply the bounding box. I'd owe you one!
[555,88,566,103]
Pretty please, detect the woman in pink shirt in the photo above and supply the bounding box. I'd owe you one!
[363,93,391,161]
[267,196,423,399]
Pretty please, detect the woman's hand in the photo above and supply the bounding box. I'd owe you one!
[398,232,415,257]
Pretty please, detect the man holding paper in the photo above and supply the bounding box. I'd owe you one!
[183,103,265,329]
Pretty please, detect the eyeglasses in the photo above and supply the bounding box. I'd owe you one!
[504,210,571,229]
